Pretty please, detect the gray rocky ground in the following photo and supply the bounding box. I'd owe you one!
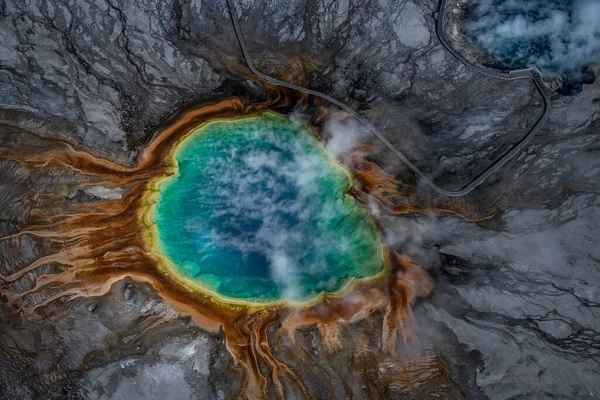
[1,0,599,398]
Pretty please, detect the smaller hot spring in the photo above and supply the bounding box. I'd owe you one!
[145,112,385,305]
[465,0,600,80]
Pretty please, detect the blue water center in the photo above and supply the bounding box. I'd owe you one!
[151,112,385,303]
[465,0,600,77]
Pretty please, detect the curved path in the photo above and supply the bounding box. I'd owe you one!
[225,0,551,197]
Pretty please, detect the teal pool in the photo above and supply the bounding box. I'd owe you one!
[151,112,385,304]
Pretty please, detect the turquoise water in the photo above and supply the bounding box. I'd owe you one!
[153,112,384,303]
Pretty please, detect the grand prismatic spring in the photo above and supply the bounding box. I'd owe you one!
[144,112,385,304]
[0,99,435,398]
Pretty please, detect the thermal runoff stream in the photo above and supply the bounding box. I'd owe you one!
[144,112,385,304]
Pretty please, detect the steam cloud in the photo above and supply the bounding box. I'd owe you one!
[324,116,367,157]
[465,0,600,76]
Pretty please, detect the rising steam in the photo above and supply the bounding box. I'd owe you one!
[466,0,600,77]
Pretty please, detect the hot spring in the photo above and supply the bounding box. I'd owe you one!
[465,0,600,78]
[142,112,385,305]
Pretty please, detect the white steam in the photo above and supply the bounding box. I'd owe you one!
[324,116,367,157]
[466,0,600,75]
[269,251,302,301]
